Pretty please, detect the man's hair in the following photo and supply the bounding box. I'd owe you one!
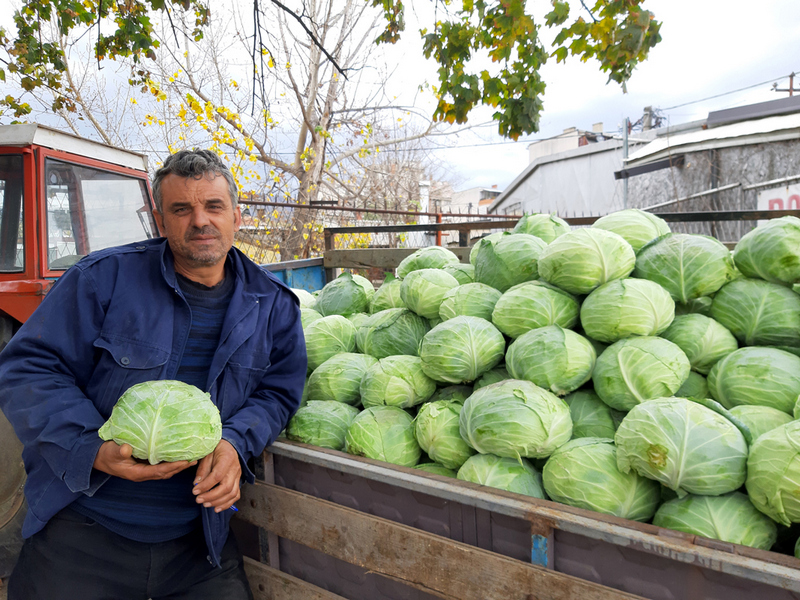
[151,149,238,212]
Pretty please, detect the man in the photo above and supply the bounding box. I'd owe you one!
[0,150,306,599]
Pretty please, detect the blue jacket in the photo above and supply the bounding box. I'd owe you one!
[0,238,306,566]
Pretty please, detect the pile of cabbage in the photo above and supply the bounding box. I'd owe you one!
[286,211,800,558]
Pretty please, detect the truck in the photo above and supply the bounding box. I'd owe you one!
[1,125,800,599]
[242,218,800,600]
[0,123,158,585]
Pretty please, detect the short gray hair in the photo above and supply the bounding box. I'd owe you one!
[152,149,238,212]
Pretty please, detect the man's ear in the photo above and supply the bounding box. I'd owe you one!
[233,206,242,233]
[153,210,166,237]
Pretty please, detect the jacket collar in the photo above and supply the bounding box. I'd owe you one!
[156,238,292,299]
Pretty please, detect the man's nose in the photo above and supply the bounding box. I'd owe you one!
[189,206,212,227]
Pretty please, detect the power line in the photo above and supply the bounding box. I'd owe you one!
[662,71,800,111]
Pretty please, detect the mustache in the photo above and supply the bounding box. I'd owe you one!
[185,226,221,241]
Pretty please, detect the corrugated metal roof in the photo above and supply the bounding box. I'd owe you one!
[626,113,800,167]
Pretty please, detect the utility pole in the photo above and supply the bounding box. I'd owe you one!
[623,118,629,209]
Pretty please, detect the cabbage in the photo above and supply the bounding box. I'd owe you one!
[473,366,510,390]
[285,401,360,450]
[745,421,800,526]
[707,347,800,415]
[419,316,505,384]
[300,308,323,329]
[592,209,671,253]
[456,453,546,498]
[442,263,475,285]
[438,283,502,322]
[634,233,737,303]
[511,213,570,243]
[304,315,357,372]
[733,216,800,285]
[491,281,580,339]
[415,463,457,477]
[414,400,476,469]
[428,385,473,404]
[469,232,504,265]
[306,352,378,405]
[347,312,370,336]
[400,269,460,319]
[369,277,406,313]
[543,437,661,521]
[345,406,421,467]
[674,371,709,399]
[472,232,547,292]
[291,288,317,309]
[351,274,375,300]
[98,380,221,464]
[360,355,437,409]
[358,308,430,359]
[459,379,572,459]
[729,405,793,442]
[564,389,624,439]
[710,278,800,352]
[592,337,691,411]
[674,297,713,317]
[579,278,675,343]
[506,325,596,396]
[397,246,460,279]
[314,273,370,316]
[659,314,738,375]
[653,492,777,550]
[615,397,748,497]
[538,228,636,295]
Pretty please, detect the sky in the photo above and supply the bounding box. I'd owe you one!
[383,0,800,191]
[3,1,800,194]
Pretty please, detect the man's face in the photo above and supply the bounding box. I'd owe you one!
[153,173,241,271]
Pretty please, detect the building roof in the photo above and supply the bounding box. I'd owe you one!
[626,112,800,168]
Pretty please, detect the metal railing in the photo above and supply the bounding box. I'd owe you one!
[234,198,519,264]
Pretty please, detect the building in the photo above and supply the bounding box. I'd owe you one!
[449,185,503,215]
[488,96,800,242]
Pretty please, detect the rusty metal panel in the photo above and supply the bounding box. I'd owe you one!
[554,530,800,600]
[267,442,800,599]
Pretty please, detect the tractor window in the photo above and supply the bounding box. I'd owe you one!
[0,155,25,273]
[45,159,155,270]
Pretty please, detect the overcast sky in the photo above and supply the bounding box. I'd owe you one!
[3,1,799,194]
[387,0,800,191]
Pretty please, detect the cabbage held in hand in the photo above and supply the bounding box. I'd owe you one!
[99,380,221,465]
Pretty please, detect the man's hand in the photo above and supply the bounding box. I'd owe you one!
[93,441,197,481]
[192,439,242,513]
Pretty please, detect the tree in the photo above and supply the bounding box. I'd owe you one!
[1,0,661,138]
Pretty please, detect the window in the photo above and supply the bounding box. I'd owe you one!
[45,159,155,270]
[0,155,25,272]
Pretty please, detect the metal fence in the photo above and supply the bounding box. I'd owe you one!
[234,198,518,264]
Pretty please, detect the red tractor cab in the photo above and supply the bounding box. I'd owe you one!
[0,124,158,579]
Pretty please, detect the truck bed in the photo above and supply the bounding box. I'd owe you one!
[236,440,800,600]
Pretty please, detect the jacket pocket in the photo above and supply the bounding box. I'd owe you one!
[90,336,170,415]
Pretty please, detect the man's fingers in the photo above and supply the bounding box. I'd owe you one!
[119,443,133,458]
[194,453,214,485]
